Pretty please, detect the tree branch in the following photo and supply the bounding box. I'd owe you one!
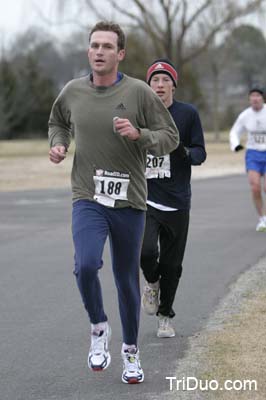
[182,0,265,64]
[83,0,107,20]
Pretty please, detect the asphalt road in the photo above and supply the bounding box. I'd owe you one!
[1,175,266,400]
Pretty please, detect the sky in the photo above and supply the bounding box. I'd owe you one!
[0,0,47,38]
[0,0,266,47]
[0,0,81,46]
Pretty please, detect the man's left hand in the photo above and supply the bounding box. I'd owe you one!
[114,118,140,141]
[176,142,190,159]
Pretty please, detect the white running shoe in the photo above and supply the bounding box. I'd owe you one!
[121,347,144,384]
[88,323,111,371]
[141,283,159,315]
[256,218,266,232]
[157,315,175,338]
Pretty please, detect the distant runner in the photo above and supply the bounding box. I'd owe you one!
[230,86,266,232]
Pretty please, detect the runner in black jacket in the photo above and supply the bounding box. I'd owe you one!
[141,59,206,337]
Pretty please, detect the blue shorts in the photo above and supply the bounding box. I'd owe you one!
[245,149,266,175]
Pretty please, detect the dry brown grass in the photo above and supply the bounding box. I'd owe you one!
[199,289,266,399]
[0,139,51,157]
[0,140,74,191]
[192,141,244,180]
[0,138,244,191]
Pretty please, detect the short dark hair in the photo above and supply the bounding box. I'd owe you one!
[249,85,264,97]
[89,21,126,51]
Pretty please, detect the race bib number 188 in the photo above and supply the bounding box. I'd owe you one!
[93,169,130,207]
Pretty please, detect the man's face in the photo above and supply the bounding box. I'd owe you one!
[88,31,125,76]
[249,92,264,111]
[150,73,174,107]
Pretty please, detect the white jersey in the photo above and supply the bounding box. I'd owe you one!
[229,105,266,151]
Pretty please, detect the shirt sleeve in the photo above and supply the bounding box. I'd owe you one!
[229,113,246,151]
[186,108,206,166]
[48,92,72,149]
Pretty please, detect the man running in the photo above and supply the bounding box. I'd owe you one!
[141,59,206,337]
[230,86,266,232]
[48,24,179,383]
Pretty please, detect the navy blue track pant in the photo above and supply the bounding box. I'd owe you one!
[72,200,145,345]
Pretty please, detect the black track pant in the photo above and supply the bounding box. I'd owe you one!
[140,205,189,318]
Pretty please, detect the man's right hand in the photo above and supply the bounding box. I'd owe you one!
[49,145,67,164]
[235,144,244,152]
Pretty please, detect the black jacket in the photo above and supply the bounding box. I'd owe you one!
[147,100,206,209]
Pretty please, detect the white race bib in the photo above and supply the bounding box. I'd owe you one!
[251,131,266,144]
[93,169,130,207]
[145,154,171,179]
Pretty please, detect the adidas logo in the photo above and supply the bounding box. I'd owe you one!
[155,63,164,70]
[115,103,126,110]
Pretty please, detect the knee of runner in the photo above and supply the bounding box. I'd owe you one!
[251,183,261,195]
[141,247,158,262]
[74,258,103,276]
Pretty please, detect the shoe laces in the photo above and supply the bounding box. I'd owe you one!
[123,349,140,371]
[159,316,171,330]
[91,330,106,355]
[144,285,158,303]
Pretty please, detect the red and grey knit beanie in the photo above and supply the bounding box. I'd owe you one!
[146,58,178,87]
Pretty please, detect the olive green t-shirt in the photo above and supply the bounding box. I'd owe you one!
[48,74,179,210]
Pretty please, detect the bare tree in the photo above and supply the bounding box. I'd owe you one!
[54,0,266,72]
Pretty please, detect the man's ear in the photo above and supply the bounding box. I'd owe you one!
[118,49,126,62]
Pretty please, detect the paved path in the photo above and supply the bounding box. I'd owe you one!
[1,175,266,400]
